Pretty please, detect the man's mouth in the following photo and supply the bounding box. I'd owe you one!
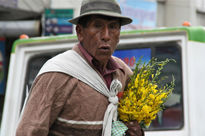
[99,45,110,50]
[100,46,109,50]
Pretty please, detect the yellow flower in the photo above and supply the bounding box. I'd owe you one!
[151,74,154,78]
[142,105,151,114]
[149,94,155,100]
[118,58,175,128]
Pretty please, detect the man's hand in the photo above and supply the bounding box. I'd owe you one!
[124,121,144,136]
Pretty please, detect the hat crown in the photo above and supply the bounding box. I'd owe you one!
[80,0,121,15]
[68,0,132,26]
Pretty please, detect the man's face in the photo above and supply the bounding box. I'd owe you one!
[76,16,121,67]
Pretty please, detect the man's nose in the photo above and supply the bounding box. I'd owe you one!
[101,26,110,42]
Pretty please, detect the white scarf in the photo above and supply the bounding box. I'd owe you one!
[37,50,122,136]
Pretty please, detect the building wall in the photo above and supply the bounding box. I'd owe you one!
[196,11,205,26]
[156,1,166,27]
[50,0,82,20]
[15,0,205,28]
[50,0,205,28]
[17,0,50,13]
[157,0,193,27]
[196,0,205,26]
[157,0,205,27]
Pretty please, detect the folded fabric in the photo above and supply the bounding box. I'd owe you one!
[111,121,128,136]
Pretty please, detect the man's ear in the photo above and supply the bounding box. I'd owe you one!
[76,25,84,42]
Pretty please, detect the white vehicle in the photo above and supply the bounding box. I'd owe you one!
[1,26,205,136]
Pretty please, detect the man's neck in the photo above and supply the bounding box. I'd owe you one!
[92,58,108,73]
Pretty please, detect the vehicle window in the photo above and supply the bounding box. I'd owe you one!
[113,41,183,130]
[21,51,63,110]
[150,43,183,130]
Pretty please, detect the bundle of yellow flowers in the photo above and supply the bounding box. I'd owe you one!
[118,58,175,128]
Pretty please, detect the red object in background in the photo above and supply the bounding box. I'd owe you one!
[123,57,129,65]
[0,38,5,41]
[19,34,29,39]
[117,92,124,99]
[182,21,191,27]
[130,56,136,67]
[122,56,136,67]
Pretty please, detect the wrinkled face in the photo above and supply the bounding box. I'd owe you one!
[76,15,121,67]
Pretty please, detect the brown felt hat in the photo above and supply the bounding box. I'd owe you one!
[68,0,132,26]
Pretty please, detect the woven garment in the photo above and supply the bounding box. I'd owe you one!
[111,121,128,136]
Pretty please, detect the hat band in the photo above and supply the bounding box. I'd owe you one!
[80,1,121,15]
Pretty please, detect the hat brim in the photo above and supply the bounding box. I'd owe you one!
[68,10,132,26]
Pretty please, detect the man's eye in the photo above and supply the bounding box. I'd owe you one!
[94,23,103,28]
[109,24,119,30]
[110,25,117,29]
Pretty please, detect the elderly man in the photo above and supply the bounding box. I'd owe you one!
[16,0,144,136]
